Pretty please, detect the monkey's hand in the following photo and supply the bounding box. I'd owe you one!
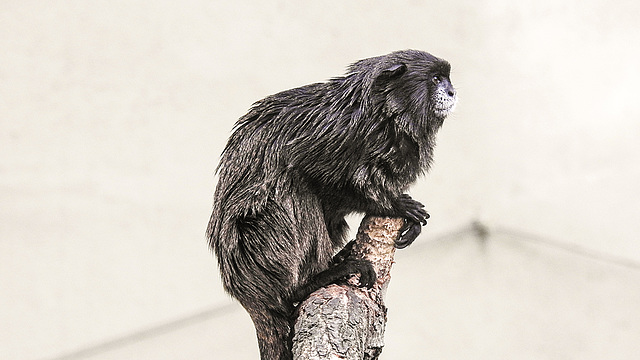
[392,194,429,249]
[393,194,429,225]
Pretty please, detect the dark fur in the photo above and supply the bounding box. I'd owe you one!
[207,49,456,360]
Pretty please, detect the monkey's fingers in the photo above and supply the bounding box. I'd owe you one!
[405,207,429,225]
[404,212,425,225]
[391,194,430,225]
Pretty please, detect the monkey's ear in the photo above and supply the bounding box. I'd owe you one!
[378,63,407,81]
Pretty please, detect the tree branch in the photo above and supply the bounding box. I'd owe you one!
[292,216,404,360]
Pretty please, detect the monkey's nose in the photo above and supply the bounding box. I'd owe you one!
[446,86,456,97]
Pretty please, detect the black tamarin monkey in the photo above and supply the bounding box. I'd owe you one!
[207,49,456,360]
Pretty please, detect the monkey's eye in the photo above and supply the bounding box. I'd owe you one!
[432,75,442,85]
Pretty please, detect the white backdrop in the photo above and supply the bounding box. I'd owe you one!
[1,1,639,359]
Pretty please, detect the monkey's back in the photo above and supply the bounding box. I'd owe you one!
[207,83,345,310]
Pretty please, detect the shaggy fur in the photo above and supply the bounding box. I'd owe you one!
[207,49,456,360]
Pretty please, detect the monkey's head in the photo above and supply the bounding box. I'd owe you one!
[352,50,457,135]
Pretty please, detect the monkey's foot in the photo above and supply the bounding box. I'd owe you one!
[340,258,377,288]
[292,258,376,302]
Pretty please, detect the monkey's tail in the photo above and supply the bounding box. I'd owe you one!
[246,307,293,360]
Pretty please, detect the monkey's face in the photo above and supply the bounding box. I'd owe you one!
[410,57,457,121]
[429,73,457,118]
[372,51,457,127]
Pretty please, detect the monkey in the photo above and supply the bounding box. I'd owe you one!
[207,49,456,360]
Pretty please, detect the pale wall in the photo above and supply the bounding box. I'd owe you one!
[1,0,639,359]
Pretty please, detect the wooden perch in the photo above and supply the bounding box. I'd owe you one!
[291,216,405,360]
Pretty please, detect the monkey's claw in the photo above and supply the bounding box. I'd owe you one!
[395,220,422,249]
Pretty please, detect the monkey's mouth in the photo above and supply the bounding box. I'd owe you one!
[433,100,457,118]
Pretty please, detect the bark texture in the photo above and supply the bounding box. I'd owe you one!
[292,216,404,360]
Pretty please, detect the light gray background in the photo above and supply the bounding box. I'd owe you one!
[2,1,639,359]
